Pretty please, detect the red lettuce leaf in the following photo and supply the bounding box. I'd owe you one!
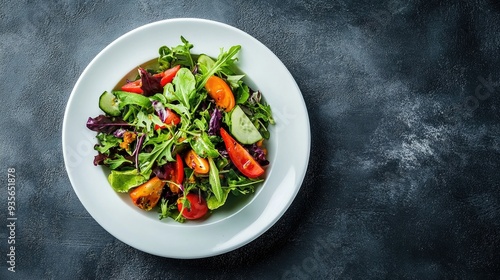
[139,68,162,97]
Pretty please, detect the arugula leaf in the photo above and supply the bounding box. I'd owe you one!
[193,118,207,131]
[159,199,184,222]
[256,103,275,125]
[158,46,174,70]
[235,83,250,104]
[172,36,194,68]
[226,169,262,195]
[206,167,262,209]
[222,110,232,128]
[158,36,194,70]
[121,105,139,123]
[189,132,219,158]
[196,45,241,92]
[95,133,122,154]
[216,155,230,170]
[138,133,175,175]
[208,157,223,203]
[226,74,245,89]
[104,154,132,169]
[136,111,152,130]
[135,111,163,135]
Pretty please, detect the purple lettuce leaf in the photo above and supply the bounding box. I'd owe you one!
[217,146,229,158]
[153,164,173,180]
[152,100,167,122]
[86,115,130,134]
[248,144,269,166]
[133,133,146,171]
[113,128,127,138]
[208,108,222,136]
[93,153,108,166]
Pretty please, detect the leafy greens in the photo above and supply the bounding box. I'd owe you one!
[87,37,274,222]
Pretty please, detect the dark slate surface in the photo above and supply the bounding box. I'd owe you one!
[1,0,500,279]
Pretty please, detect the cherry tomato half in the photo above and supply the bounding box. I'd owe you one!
[220,128,265,178]
[129,177,165,210]
[184,149,210,174]
[177,193,208,220]
[204,75,235,112]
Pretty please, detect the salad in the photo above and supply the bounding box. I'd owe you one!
[86,37,274,222]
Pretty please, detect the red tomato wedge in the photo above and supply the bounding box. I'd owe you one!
[174,153,184,184]
[129,177,166,210]
[205,75,235,112]
[167,154,184,194]
[121,79,143,94]
[159,65,181,87]
[220,128,265,178]
[177,193,208,220]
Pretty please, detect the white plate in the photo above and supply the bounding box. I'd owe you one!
[62,18,310,259]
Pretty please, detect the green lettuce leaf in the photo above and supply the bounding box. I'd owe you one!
[172,68,196,110]
[107,169,148,192]
[114,91,152,109]
[207,188,230,210]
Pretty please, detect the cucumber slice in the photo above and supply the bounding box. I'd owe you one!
[230,105,262,144]
[99,91,121,116]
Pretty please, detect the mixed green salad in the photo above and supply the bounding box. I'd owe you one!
[86,37,274,222]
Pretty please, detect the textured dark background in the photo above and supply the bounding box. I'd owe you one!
[1,0,500,279]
